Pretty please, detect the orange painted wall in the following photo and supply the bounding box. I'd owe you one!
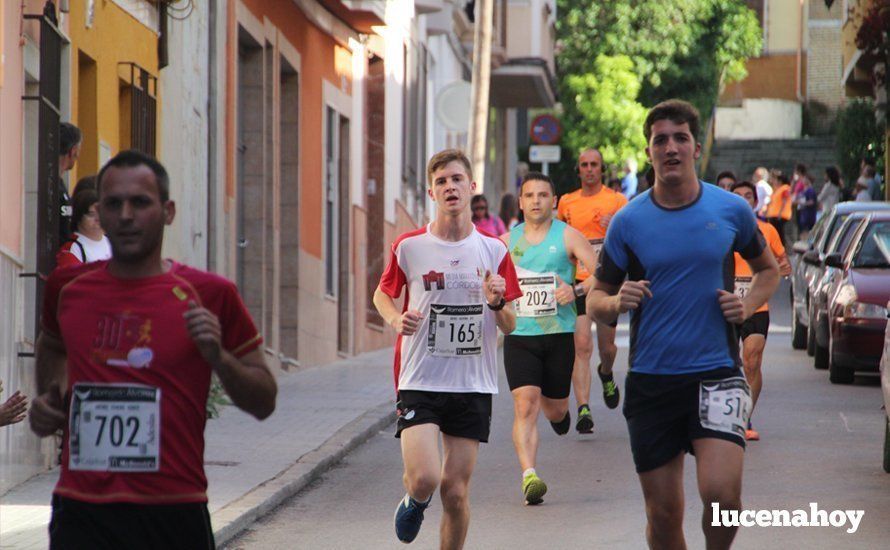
[237,0,351,260]
[720,54,807,104]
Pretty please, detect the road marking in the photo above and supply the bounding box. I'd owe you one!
[839,412,853,433]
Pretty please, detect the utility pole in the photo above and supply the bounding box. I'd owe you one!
[468,0,493,194]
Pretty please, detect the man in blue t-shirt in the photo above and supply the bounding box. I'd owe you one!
[588,100,779,550]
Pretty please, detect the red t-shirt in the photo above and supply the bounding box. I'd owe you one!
[42,261,262,504]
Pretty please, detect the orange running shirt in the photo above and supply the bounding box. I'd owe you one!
[557,187,628,280]
[733,219,785,313]
[765,184,792,220]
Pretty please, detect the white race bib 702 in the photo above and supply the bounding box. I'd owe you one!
[69,383,161,472]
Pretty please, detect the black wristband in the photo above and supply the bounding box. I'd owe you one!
[487,297,506,311]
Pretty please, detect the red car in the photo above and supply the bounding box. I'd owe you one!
[824,213,890,384]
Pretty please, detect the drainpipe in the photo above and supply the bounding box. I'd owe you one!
[207,0,217,271]
[795,0,804,102]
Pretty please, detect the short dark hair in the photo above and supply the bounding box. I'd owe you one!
[794,163,808,175]
[644,99,700,143]
[71,188,99,231]
[520,171,555,195]
[97,150,170,203]
[471,194,488,207]
[775,171,791,185]
[730,180,757,198]
[427,149,472,186]
[72,175,97,197]
[825,165,841,186]
[60,122,82,156]
[716,171,737,184]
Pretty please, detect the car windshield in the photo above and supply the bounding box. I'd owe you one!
[852,222,890,268]
[828,218,861,255]
[820,213,849,253]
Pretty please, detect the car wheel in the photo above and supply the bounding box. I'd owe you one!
[828,337,855,384]
[791,308,807,350]
[814,343,829,370]
[884,417,890,474]
[806,307,816,357]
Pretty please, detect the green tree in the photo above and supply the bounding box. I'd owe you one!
[562,55,648,169]
[835,98,886,185]
[555,0,762,135]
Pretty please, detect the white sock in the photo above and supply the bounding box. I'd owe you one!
[522,468,536,479]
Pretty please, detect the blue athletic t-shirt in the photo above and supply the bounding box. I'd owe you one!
[595,183,765,375]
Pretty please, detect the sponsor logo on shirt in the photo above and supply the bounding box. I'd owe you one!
[422,270,446,291]
[90,313,155,369]
[450,258,460,267]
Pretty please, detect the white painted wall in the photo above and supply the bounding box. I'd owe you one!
[715,99,802,140]
[159,4,210,268]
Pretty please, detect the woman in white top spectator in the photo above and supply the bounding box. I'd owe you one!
[818,165,843,218]
[55,184,112,268]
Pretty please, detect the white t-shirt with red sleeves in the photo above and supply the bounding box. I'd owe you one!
[379,224,522,394]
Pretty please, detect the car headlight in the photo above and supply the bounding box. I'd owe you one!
[843,301,888,320]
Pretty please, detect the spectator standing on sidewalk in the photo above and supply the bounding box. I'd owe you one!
[499,193,520,230]
[795,176,818,239]
[472,194,507,236]
[751,167,772,219]
[818,166,843,219]
[58,122,82,244]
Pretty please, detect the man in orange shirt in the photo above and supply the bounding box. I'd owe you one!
[731,181,791,441]
[557,148,628,433]
[765,170,792,247]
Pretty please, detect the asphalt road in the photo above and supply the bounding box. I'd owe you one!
[225,281,890,549]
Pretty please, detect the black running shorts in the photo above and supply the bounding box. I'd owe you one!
[395,390,492,442]
[49,495,214,550]
[504,333,575,398]
[738,310,770,341]
[623,367,747,473]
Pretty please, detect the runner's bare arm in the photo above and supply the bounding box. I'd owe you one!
[30,332,67,436]
[35,332,67,395]
[588,278,652,326]
[214,346,278,420]
[564,226,598,293]
[484,271,516,334]
[373,286,424,336]
[184,301,277,420]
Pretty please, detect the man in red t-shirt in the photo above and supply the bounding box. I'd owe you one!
[29,150,277,549]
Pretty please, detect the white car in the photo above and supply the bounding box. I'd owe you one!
[881,300,890,473]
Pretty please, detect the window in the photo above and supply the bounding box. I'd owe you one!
[402,42,428,201]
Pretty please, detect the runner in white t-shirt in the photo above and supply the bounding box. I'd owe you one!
[374,149,521,547]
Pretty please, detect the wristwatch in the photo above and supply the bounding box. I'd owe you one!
[573,284,586,297]
[487,297,506,311]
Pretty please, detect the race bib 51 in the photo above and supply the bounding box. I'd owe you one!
[698,376,751,439]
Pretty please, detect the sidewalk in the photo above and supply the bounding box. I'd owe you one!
[0,348,396,549]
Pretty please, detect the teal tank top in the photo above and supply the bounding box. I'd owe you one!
[508,219,577,336]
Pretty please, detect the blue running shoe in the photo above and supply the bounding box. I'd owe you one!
[394,493,430,543]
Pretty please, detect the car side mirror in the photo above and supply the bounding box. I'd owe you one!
[824,253,844,269]
[792,241,810,255]
[802,251,821,266]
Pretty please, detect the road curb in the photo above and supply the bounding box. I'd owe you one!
[213,399,396,546]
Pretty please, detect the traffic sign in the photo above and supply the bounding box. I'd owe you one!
[530,114,561,145]
[529,145,561,163]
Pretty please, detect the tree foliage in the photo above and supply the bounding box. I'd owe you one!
[835,98,886,184]
[553,0,762,183]
[563,55,648,168]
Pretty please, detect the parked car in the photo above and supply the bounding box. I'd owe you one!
[825,214,890,384]
[880,301,890,473]
[789,202,890,350]
[809,213,870,369]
